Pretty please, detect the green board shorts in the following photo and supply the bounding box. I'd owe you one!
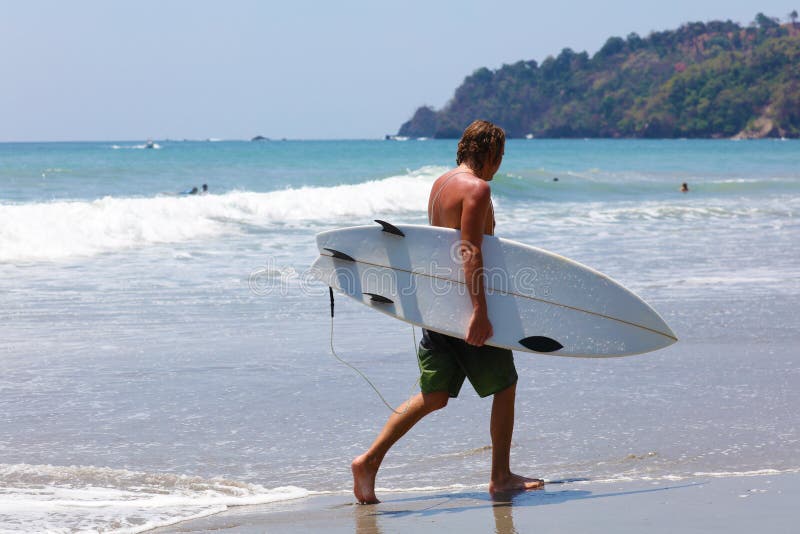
[417,329,518,398]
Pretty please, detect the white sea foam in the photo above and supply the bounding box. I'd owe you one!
[673,275,784,287]
[0,463,308,533]
[497,196,798,232]
[111,143,161,150]
[554,467,800,486]
[372,483,482,493]
[0,167,440,262]
[691,468,800,478]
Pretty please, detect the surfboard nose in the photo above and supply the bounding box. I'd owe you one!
[661,320,678,342]
[644,307,678,345]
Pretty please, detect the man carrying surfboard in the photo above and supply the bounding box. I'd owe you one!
[351,120,544,504]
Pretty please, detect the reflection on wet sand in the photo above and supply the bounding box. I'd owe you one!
[352,480,700,534]
[490,498,518,534]
[352,491,525,534]
[354,503,381,534]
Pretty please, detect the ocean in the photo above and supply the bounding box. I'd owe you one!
[1,139,798,532]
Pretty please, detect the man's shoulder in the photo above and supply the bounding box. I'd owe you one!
[434,169,490,205]
[462,177,491,201]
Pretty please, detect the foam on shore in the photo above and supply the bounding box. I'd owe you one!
[0,464,308,533]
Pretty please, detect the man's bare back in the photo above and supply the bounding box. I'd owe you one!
[428,167,496,235]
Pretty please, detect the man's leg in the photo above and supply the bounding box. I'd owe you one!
[488,383,545,493]
[352,390,449,504]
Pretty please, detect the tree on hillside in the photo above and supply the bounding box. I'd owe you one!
[791,10,798,28]
[755,12,780,29]
[626,32,643,50]
[597,36,626,58]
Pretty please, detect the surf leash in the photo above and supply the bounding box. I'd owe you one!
[328,287,419,415]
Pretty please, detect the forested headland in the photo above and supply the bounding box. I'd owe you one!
[397,12,800,139]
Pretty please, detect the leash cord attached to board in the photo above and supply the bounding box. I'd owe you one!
[328,287,419,415]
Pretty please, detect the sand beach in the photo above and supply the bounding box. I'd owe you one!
[155,472,800,533]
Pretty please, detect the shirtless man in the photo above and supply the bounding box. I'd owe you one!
[351,120,544,504]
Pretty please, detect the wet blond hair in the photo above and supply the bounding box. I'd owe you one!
[456,120,505,170]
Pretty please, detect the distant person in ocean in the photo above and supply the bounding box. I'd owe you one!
[680,182,689,193]
[351,120,544,505]
[201,184,208,194]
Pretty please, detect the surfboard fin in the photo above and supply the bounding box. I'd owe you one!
[375,220,405,237]
[323,248,355,262]
[364,293,393,304]
[519,336,563,353]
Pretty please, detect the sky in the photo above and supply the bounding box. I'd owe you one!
[2,0,798,141]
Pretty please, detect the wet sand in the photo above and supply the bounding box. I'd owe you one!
[153,472,798,533]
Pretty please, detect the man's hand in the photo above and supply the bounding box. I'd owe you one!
[466,308,493,346]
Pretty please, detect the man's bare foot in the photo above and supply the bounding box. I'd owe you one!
[351,454,380,504]
[489,473,545,494]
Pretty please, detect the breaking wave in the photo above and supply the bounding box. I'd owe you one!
[0,168,440,262]
[0,463,308,533]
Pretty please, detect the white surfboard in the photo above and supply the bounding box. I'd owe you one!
[310,220,677,358]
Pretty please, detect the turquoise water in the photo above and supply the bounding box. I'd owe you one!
[1,139,799,531]
[2,139,798,202]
